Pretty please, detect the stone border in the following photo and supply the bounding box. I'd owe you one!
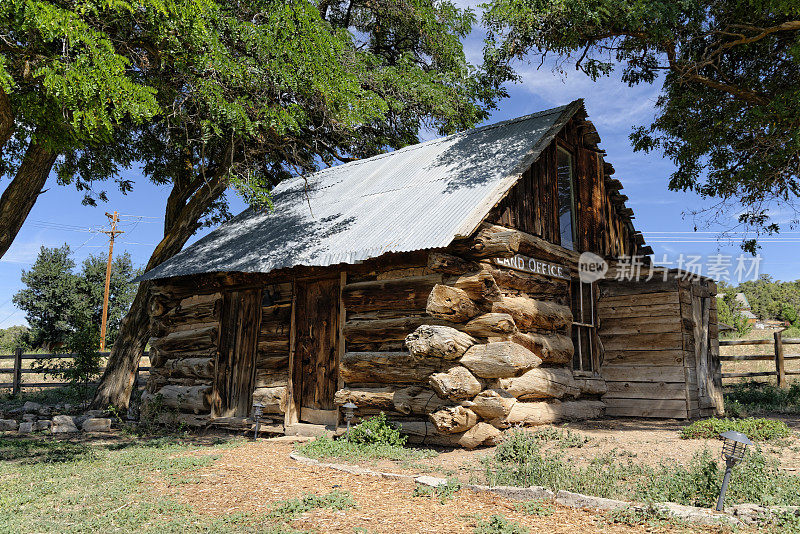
[289,451,754,527]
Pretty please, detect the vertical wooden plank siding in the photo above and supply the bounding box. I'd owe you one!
[285,283,299,426]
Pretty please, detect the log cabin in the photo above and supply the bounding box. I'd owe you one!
[138,100,724,447]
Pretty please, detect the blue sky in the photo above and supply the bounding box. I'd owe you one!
[1,9,797,328]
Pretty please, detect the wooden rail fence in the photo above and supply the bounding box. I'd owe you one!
[0,348,150,395]
[720,331,800,387]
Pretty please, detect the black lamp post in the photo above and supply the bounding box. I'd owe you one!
[716,430,752,511]
[342,401,357,435]
[252,401,264,440]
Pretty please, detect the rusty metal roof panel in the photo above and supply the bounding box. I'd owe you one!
[139,100,583,281]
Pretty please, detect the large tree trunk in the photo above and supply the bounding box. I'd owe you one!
[92,168,229,409]
[0,136,57,258]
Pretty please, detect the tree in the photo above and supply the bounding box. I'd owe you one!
[482,0,800,251]
[0,0,171,258]
[717,290,751,337]
[12,245,77,349]
[0,325,29,354]
[12,245,139,349]
[74,252,140,348]
[93,0,505,409]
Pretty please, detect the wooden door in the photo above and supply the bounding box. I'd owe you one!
[213,288,262,418]
[691,288,721,413]
[292,278,340,424]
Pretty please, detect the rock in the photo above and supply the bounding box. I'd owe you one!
[0,419,18,431]
[470,389,517,420]
[460,341,542,378]
[495,367,579,399]
[730,503,768,526]
[429,366,483,400]
[35,420,52,431]
[22,401,43,413]
[82,418,112,432]
[84,409,105,418]
[405,325,477,360]
[415,475,448,487]
[468,484,554,501]
[22,413,37,422]
[653,502,741,527]
[18,422,34,433]
[428,406,479,434]
[555,490,630,511]
[426,285,481,323]
[37,406,52,417]
[51,415,79,433]
[458,422,502,450]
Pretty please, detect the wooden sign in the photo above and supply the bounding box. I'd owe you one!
[493,254,570,280]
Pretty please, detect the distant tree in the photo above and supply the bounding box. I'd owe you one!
[781,304,800,327]
[12,246,139,349]
[482,0,800,250]
[74,252,140,348]
[717,291,751,337]
[0,325,29,354]
[12,245,77,349]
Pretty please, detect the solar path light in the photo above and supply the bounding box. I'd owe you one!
[342,402,357,435]
[252,401,264,440]
[715,430,752,511]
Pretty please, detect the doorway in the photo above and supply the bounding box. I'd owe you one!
[212,288,262,418]
[292,277,340,425]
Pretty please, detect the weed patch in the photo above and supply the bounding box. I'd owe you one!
[481,429,800,508]
[681,417,791,441]
[268,490,356,522]
[724,382,800,415]
[297,413,437,462]
[605,506,689,531]
[413,478,461,504]
[473,515,529,534]
[513,499,553,517]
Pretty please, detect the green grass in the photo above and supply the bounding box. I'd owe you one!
[680,417,791,441]
[481,429,800,508]
[604,506,691,532]
[412,478,461,504]
[0,385,90,411]
[724,382,800,416]
[513,499,553,517]
[0,436,304,533]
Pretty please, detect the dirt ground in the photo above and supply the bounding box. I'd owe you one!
[302,417,800,483]
[166,439,728,534]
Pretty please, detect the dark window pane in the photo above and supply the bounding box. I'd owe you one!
[557,148,575,250]
[580,327,592,372]
[581,282,593,325]
[572,326,581,370]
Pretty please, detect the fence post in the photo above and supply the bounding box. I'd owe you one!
[775,330,786,388]
[11,347,22,396]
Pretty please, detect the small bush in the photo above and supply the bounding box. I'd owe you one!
[474,515,529,534]
[681,417,791,441]
[346,412,406,447]
[605,506,686,529]
[268,490,356,521]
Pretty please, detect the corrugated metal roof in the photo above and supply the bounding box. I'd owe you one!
[139,100,584,281]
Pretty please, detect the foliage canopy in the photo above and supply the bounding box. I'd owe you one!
[482,0,800,249]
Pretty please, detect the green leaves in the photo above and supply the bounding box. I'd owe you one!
[481,0,800,243]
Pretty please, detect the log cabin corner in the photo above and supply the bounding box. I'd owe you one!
[138,100,724,447]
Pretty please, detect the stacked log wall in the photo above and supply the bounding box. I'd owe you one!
[253,282,292,414]
[334,227,606,448]
[597,279,694,418]
[146,289,223,422]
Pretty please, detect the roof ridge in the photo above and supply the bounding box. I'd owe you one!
[277,100,582,188]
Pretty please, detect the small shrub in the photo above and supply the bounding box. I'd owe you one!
[528,426,589,448]
[346,412,406,447]
[474,515,529,534]
[268,490,356,522]
[606,506,687,530]
[513,500,553,517]
[681,417,791,441]
[761,510,800,534]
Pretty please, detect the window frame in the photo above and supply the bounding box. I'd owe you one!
[571,279,599,376]
[556,145,578,251]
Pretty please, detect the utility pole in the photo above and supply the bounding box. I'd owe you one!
[99,211,123,351]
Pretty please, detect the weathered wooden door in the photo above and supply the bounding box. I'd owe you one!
[691,286,722,414]
[292,278,340,425]
[213,288,262,418]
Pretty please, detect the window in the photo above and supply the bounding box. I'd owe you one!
[571,279,597,373]
[557,147,577,250]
